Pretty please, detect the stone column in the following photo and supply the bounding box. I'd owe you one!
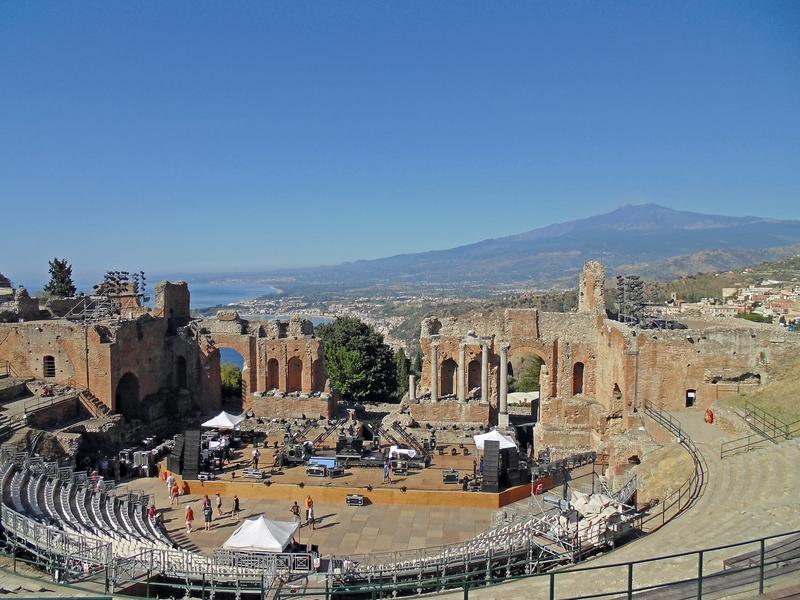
[430,338,440,403]
[457,342,466,402]
[498,343,510,428]
[480,339,490,404]
[409,374,417,403]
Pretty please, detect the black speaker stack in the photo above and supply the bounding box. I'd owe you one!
[182,429,202,480]
[346,494,366,506]
[481,440,500,493]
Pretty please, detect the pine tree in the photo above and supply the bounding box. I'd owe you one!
[395,348,409,398]
[43,258,76,298]
[411,351,423,377]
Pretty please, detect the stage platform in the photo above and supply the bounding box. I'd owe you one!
[165,440,556,509]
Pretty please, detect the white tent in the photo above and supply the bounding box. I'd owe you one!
[473,429,517,451]
[201,411,246,430]
[222,515,299,552]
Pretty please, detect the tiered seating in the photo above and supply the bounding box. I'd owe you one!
[9,469,25,514]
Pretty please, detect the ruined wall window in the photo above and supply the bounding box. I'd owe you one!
[467,359,481,391]
[176,356,187,389]
[287,357,303,393]
[572,362,584,396]
[686,389,696,408]
[440,358,457,396]
[43,355,56,378]
[116,372,140,419]
[267,358,279,390]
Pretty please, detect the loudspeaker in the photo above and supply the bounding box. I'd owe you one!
[346,494,365,506]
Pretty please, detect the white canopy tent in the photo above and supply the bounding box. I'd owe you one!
[222,515,299,552]
[473,429,517,451]
[201,411,246,430]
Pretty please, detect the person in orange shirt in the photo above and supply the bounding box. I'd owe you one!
[304,495,315,530]
[185,504,194,534]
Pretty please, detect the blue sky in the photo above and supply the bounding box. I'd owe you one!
[1,1,798,288]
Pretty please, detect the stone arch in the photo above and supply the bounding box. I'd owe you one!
[507,345,552,397]
[440,358,457,396]
[467,359,481,392]
[42,355,56,378]
[267,358,279,390]
[210,335,255,401]
[572,362,584,396]
[115,372,140,419]
[287,357,303,392]
[176,356,187,389]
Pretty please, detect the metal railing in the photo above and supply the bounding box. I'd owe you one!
[1,361,20,378]
[640,401,706,532]
[275,529,800,600]
[744,400,790,440]
[720,403,800,459]
[23,391,78,415]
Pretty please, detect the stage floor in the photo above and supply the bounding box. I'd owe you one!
[134,475,495,558]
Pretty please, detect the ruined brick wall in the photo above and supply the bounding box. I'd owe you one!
[578,261,606,315]
[248,396,334,420]
[409,400,491,425]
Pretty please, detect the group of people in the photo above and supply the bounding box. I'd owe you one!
[184,492,241,533]
[290,495,315,529]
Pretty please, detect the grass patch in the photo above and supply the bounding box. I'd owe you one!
[719,353,800,424]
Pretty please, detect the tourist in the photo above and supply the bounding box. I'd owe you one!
[147,504,157,522]
[215,492,223,518]
[252,447,260,469]
[202,494,211,511]
[231,495,241,521]
[166,473,176,496]
[383,461,392,484]
[170,482,180,506]
[304,495,315,530]
[185,504,194,533]
[479,456,484,476]
[203,502,213,531]
[291,501,301,522]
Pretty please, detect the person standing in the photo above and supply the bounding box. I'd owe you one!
[291,501,301,523]
[383,461,392,484]
[166,473,176,497]
[215,493,223,518]
[170,482,180,506]
[304,495,315,530]
[185,504,194,534]
[203,502,213,531]
[231,495,241,521]
[252,448,260,469]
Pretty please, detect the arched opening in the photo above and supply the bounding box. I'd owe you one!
[509,354,543,394]
[287,356,303,393]
[220,348,244,412]
[267,358,279,390]
[440,358,457,396]
[42,355,56,378]
[686,389,696,408]
[115,372,140,420]
[467,359,481,393]
[572,362,584,396]
[176,356,187,389]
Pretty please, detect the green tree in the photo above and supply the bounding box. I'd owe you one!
[316,317,398,403]
[516,356,543,393]
[395,348,409,398]
[43,258,76,298]
[411,351,423,377]
[220,363,242,398]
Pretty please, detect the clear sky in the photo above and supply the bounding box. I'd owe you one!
[1,1,798,287]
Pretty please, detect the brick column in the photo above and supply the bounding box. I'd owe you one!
[499,343,510,428]
[480,339,489,404]
[457,342,466,402]
[409,374,417,403]
[430,338,439,403]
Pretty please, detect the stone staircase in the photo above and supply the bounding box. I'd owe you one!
[78,389,111,417]
[0,413,25,440]
[446,409,800,599]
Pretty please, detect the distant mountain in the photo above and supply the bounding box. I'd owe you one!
[260,204,800,292]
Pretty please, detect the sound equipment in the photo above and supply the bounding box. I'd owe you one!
[346,494,365,506]
[198,472,216,481]
[166,455,180,473]
[442,469,459,484]
[242,468,266,479]
[328,465,346,478]
[182,430,202,480]
[306,464,327,477]
[391,460,408,475]
[482,440,500,493]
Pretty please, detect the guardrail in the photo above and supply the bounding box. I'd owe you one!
[640,401,706,531]
[721,406,800,459]
[275,529,800,600]
[744,400,790,439]
[23,392,78,415]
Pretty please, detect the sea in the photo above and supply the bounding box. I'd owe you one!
[189,281,331,367]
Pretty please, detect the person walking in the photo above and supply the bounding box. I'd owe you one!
[170,482,180,506]
[252,448,260,469]
[383,461,392,484]
[290,501,301,523]
[215,492,223,518]
[166,473,175,496]
[231,495,241,521]
[304,495,315,530]
[185,504,194,534]
[203,502,213,531]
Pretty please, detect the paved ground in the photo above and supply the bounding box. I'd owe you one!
[136,475,495,557]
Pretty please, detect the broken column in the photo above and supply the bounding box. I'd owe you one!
[457,342,466,402]
[499,342,509,428]
[409,374,417,403]
[430,336,440,403]
[480,338,490,403]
